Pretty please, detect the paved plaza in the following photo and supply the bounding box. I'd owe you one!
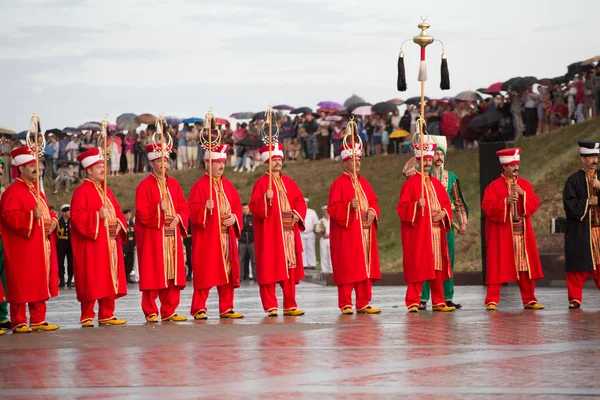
[1,282,600,399]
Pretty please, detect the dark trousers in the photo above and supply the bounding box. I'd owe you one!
[124,250,135,282]
[56,243,73,285]
[185,242,193,279]
[238,242,255,280]
[318,135,329,159]
[523,108,538,137]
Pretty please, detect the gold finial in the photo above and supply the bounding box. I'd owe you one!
[413,16,434,48]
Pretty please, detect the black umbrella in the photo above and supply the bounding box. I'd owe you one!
[252,111,267,121]
[347,102,371,112]
[63,127,83,135]
[45,128,63,137]
[371,101,397,114]
[501,77,521,92]
[337,108,349,116]
[343,94,365,108]
[509,76,538,93]
[237,138,263,147]
[468,111,503,132]
[567,62,583,77]
[404,96,430,106]
[290,107,312,115]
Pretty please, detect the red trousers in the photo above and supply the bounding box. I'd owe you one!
[485,271,537,306]
[337,279,372,310]
[142,280,181,320]
[566,270,600,304]
[405,270,446,308]
[259,268,297,312]
[191,283,234,316]
[80,296,116,323]
[10,300,47,329]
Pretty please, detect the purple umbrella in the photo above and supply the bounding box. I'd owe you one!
[273,104,294,111]
[352,105,372,116]
[317,101,343,110]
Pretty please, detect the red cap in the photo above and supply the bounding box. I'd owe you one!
[496,148,521,165]
[10,146,36,167]
[145,143,172,161]
[77,147,104,169]
[259,143,284,164]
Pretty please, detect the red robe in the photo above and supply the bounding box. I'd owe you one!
[135,173,189,291]
[249,173,306,285]
[70,179,128,302]
[188,174,242,289]
[397,173,452,283]
[328,171,381,284]
[482,175,543,284]
[0,178,59,303]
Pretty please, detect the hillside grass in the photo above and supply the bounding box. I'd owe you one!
[46,119,600,272]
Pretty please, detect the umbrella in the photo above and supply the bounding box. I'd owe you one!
[138,113,157,124]
[290,107,312,115]
[537,78,552,87]
[510,76,538,92]
[501,77,521,92]
[63,127,83,135]
[232,112,255,120]
[352,105,372,116]
[387,98,405,105]
[214,118,229,126]
[116,113,141,131]
[476,88,489,94]
[343,94,365,108]
[273,104,294,111]
[236,138,263,147]
[371,101,397,114]
[389,129,410,139]
[15,131,28,140]
[182,117,204,124]
[165,116,183,127]
[404,96,430,105]
[455,91,483,102]
[347,102,371,112]
[78,121,102,131]
[325,115,343,122]
[337,109,349,116]
[0,126,16,135]
[317,101,343,110]
[109,124,118,133]
[468,111,503,132]
[485,82,503,94]
[583,55,600,66]
[45,128,63,137]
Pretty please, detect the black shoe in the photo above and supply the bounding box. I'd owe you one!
[445,300,462,309]
[186,276,192,282]
[59,283,65,288]
[127,279,134,284]
[418,301,427,310]
[569,301,581,309]
[0,320,11,329]
[67,282,74,288]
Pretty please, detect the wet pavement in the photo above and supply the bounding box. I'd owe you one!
[1,282,600,399]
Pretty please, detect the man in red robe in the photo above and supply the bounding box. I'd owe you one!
[136,143,189,322]
[397,141,455,313]
[0,146,60,332]
[249,142,307,317]
[482,148,544,310]
[188,144,243,319]
[328,143,381,314]
[71,147,128,326]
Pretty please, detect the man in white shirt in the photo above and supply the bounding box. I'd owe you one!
[301,197,319,270]
[316,205,332,273]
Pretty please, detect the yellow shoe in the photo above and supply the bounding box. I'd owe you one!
[164,314,188,322]
[146,315,159,323]
[341,307,353,315]
[357,306,381,314]
[14,325,32,333]
[81,320,94,328]
[194,312,207,320]
[0,329,5,336]
[524,302,544,310]
[486,304,497,311]
[220,311,244,319]
[267,310,278,317]
[408,306,419,313]
[432,305,456,312]
[30,323,60,331]
[99,318,127,326]
[283,309,305,316]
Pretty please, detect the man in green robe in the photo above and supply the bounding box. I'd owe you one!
[0,157,9,329]
[419,136,468,309]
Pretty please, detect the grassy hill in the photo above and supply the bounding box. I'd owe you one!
[46,118,600,272]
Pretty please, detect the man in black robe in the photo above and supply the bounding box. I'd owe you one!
[563,140,600,309]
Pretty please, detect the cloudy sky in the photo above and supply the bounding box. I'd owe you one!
[1,0,599,130]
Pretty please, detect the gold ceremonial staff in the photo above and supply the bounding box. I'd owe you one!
[151,113,173,199]
[25,111,44,205]
[260,106,280,207]
[397,16,450,215]
[200,108,222,215]
[99,115,111,206]
[342,116,362,220]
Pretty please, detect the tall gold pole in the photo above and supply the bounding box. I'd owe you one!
[32,113,41,204]
[101,115,110,206]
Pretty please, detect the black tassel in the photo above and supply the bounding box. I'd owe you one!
[440,54,450,90]
[397,51,407,92]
